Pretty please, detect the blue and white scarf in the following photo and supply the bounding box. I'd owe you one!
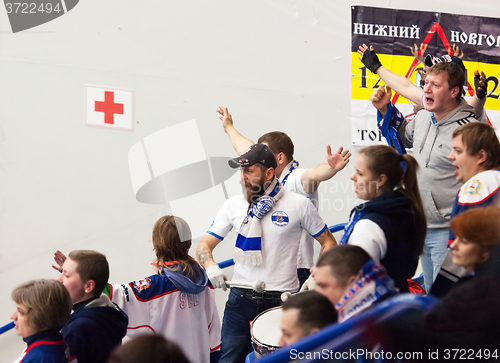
[234,177,283,266]
[280,160,299,186]
[336,260,398,322]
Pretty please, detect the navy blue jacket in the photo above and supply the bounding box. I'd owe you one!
[20,329,68,363]
[357,190,423,292]
[62,295,128,363]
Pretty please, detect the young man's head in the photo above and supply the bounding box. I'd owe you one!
[423,62,465,120]
[278,291,337,347]
[58,250,109,304]
[257,132,294,178]
[228,144,277,203]
[312,245,372,305]
[449,122,500,183]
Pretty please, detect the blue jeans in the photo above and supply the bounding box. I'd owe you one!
[421,228,449,293]
[219,287,282,363]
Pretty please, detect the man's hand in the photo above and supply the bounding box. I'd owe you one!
[474,70,488,100]
[326,146,351,173]
[206,264,228,291]
[371,85,392,116]
[52,250,67,272]
[217,106,234,132]
[357,44,382,74]
[410,43,428,65]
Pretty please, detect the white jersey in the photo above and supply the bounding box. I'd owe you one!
[207,189,327,291]
[279,161,319,269]
[110,272,221,363]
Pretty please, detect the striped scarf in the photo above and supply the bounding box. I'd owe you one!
[234,177,283,266]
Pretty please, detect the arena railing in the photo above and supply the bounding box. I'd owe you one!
[0,321,14,335]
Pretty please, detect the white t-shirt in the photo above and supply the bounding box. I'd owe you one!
[207,189,327,291]
[347,219,387,262]
[279,161,319,269]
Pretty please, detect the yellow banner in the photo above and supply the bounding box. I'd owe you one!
[351,52,500,111]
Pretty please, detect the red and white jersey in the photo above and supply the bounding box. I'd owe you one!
[109,273,221,363]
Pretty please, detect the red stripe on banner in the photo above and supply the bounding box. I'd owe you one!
[391,22,475,105]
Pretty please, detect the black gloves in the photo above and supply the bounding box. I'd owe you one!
[474,72,488,100]
[361,48,382,74]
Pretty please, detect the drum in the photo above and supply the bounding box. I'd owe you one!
[250,306,283,358]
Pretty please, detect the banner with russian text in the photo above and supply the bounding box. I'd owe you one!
[351,6,500,146]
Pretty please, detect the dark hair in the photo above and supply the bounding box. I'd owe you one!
[427,62,465,101]
[360,145,426,256]
[12,279,72,331]
[283,291,337,334]
[453,122,500,170]
[108,335,190,363]
[68,250,109,297]
[316,245,372,286]
[450,206,500,247]
[258,131,294,162]
[152,215,198,278]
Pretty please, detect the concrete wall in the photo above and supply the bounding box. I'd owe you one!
[1,1,499,361]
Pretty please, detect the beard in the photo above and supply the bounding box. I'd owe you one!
[244,175,267,204]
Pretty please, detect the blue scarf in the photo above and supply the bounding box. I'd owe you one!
[338,207,367,245]
[234,178,283,266]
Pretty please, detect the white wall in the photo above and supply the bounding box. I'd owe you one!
[1,1,499,361]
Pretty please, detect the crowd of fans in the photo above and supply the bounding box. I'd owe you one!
[9,42,500,363]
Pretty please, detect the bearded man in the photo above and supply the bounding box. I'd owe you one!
[196,143,336,363]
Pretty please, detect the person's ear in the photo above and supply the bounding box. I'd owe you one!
[309,327,320,335]
[345,275,356,287]
[480,247,490,265]
[377,174,388,189]
[276,152,286,166]
[477,149,488,166]
[451,86,460,99]
[265,167,274,181]
[84,280,96,294]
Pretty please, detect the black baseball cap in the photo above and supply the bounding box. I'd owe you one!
[228,144,277,169]
[424,54,466,74]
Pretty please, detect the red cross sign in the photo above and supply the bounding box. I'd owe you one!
[95,91,124,124]
[86,86,133,130]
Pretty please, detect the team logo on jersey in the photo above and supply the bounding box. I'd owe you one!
[133,278,151,292]
[462,179,482,196]
[271,211,289,226]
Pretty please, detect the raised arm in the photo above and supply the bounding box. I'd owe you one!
[371,85,392,116]
[468,70,487,118]
[217,106,254,155]
[300,146,351,194]
[358,44,424,108]
[196,233,228,290]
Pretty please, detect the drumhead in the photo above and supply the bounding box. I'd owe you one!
[250,306,283,348]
